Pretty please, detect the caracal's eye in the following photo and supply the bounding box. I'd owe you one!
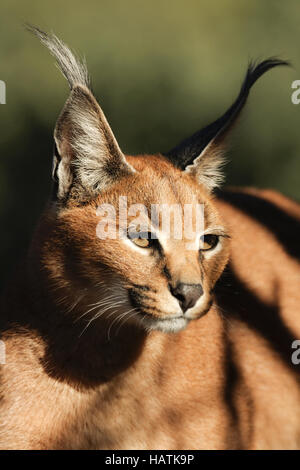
[128,229,154,248]
[200,234,219,251]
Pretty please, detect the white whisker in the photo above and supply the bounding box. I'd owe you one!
[107,308,137,340]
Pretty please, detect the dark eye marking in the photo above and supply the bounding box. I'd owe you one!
[163,265,171,281]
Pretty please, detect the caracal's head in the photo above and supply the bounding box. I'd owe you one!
[28,26,287,333]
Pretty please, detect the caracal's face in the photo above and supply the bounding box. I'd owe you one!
[32,28,279,335]
[55,156,230,333]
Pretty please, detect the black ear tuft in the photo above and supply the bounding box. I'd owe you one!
[164,58,290,172]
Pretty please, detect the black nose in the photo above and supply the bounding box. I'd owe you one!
[169,283,203,312]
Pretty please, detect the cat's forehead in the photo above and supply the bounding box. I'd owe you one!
[98,154,210,208]
[92,156,220,233]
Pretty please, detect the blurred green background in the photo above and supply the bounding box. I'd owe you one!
[1,0,300,287]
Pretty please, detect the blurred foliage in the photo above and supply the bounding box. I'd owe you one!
[1,0,300,286]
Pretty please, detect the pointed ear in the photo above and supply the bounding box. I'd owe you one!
[27,25,135,202]
[164,58,289,192]
[53,84,134,201]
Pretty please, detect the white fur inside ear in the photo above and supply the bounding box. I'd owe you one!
[71,102,134,192]
[54,86,135,199]
[184,143,226,192]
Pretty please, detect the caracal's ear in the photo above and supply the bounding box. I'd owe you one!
[26,25,135,203]
[164,59,289,192]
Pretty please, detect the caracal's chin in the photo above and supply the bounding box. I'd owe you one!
[137,313,190,333]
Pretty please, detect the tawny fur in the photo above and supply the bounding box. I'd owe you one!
[0,28,299,450]
[1,164,300,449]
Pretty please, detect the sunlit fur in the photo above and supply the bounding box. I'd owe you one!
[0,28,299,450]
[37,154,230,335]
